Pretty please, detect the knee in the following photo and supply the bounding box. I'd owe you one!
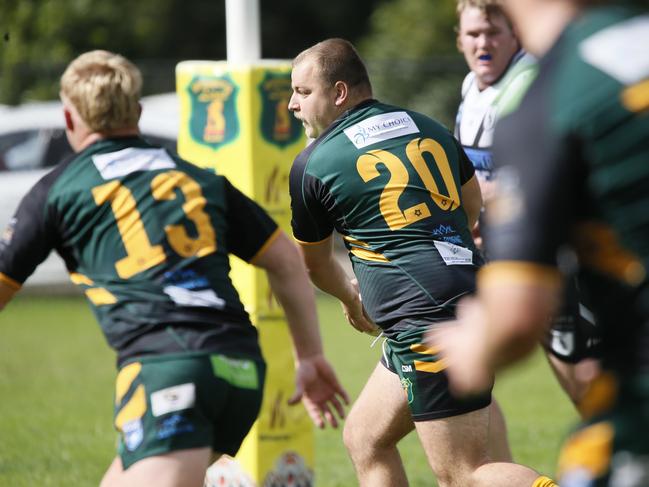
[342,418,366,457]
[342,417,387,462]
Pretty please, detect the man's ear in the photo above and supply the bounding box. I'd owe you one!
[333,81,349,107]
[63,108,74,132]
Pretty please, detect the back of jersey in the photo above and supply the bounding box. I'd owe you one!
[291,101,480,334]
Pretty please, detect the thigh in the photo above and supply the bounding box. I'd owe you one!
[385,326,492,421]
[346,361,414,447]
[101,449,212,487]
[414,406,490,474]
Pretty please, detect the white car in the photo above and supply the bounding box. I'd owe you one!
[0,93,180,291]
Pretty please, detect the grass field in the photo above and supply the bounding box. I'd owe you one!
[0,293,578,486]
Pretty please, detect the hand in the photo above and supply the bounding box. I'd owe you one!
[342,278,380,335]
[288,354,350,428]
[426,297,493,397]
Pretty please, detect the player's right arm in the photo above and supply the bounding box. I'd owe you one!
[0,168,64,310]
[223,177,349,429]
[297,235,376,335]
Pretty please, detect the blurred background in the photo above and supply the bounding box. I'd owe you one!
[0,0,465,127]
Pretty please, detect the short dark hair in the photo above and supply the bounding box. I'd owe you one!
[293,38,372,93]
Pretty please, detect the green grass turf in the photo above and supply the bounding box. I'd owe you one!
[0,294,578,486]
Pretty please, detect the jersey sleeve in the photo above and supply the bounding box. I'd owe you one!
[289,151,335,244]
[222,177,279,262]
[0,172,60,286]
[484,76,582,268]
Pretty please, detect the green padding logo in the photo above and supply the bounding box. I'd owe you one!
[187,75,239,150]
[211,355,258,389]
[258,72,302,148]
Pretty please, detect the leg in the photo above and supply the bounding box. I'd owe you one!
[100,448,212,487]
[343,362,415,487]
[414,407,542,487]
[547,353,600,413]
[488,398,513,462]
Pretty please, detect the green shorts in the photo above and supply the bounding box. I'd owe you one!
[558,372,649,487]
[381,325,492,421]
[114,352,266,469]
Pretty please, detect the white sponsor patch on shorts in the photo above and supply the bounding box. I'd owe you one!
[151,383,196,417]
[433,240,473,265]
[579,15,649,85]
[343,111,419,149]
[92,147,176,179]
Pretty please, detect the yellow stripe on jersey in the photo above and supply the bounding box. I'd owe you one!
[478,261,562,290]
[344,236,389,263]
[115,362,143,404]
[0,272,21,290]
[249,227,282,264]
[85,287,118,305]
[577,372,618,420]
[622,78,649,113]
[294,234,332,246]
[115,384,147,431]
[573,221,646,286]
[69,272,94,286]
[557,422,614,479]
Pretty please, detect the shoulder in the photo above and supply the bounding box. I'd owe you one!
[461,72,476,98]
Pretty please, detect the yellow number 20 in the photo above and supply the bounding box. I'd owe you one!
[356,137,460,231]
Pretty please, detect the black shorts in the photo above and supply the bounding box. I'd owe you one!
[546,278,603,363]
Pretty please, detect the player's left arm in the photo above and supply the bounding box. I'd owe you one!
[461,174,482,231]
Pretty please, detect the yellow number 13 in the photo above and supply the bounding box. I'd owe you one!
[356,137,460,231]
[92,170,217,279]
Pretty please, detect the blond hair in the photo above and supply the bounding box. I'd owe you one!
[60,50,142,132]
[456,0,512,28]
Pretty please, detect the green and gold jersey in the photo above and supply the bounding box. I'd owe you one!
[0,136,278,362]
[487,6,649,372]
[290,100,480,335]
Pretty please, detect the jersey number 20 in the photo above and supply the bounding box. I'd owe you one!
[356,137,460,230]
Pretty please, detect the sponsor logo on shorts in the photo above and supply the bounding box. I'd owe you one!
[401,377,414,404]
[122,418,144,451]
[344,111,419,149]
[156,413,195,440]
[151,383,196,417]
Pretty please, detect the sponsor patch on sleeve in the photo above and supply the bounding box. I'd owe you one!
[343,111,420,149]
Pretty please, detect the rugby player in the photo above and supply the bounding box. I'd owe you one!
[431,1,649,485]
[0,50,348,487]
[287,37,556,487]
